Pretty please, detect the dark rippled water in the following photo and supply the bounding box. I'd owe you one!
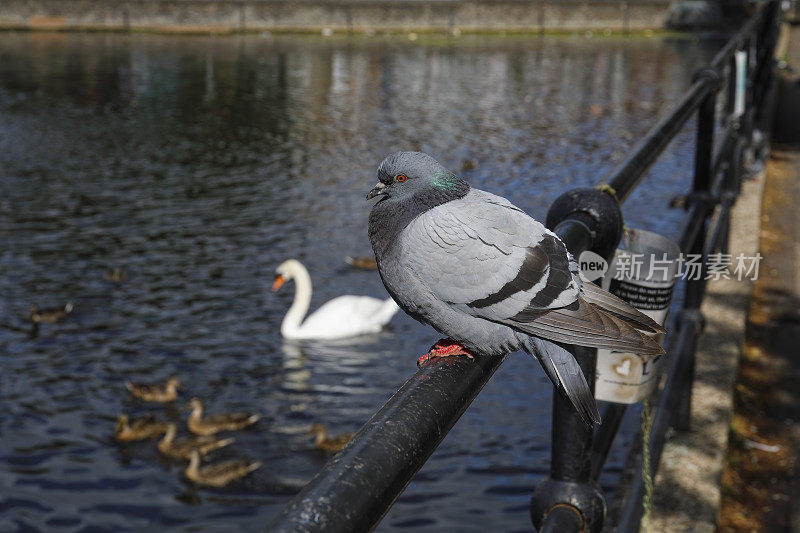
[0,31,720,531]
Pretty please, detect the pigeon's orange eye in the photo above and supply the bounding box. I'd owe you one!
[396,175,407,182]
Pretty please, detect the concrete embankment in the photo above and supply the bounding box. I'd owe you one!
[0,0,671,34]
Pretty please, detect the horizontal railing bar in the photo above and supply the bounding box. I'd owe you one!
[615,311,703,531]
[605,80,710,203]
[269,352,506,532]
[553,218,595,256]
[709,14,761,70]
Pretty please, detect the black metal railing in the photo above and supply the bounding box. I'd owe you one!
[270,2,782,531]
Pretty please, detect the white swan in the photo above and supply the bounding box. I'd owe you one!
[272,259,399,340]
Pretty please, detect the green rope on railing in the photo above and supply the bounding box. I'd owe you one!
[641,398,654,532]
[594,183,619,203]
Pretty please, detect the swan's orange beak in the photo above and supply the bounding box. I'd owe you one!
[272,275,285,292]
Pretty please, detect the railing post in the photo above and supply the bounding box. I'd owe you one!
[531,188,624,532]
[674,67,720,431]
[531,345,606,533]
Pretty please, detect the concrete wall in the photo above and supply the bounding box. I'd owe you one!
[0,0,671,33]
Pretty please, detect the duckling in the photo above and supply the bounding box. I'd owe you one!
[185,449,261,487]
[344,256,378,270]
[29,302,73,324]
[669,194,687,209]
[186,398,260,436]
[114,413,167,442]
[306,423,354,453]
[104,267,125,283]
[125,377,181,402]
[157,423,234,460]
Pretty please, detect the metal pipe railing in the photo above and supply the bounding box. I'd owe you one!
[270,3,781,531]
[270,352,505,531]
[605,79,711,203]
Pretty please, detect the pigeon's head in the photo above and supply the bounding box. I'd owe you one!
[366,151,469,203]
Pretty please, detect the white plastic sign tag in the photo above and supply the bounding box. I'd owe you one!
[594,228,680,404]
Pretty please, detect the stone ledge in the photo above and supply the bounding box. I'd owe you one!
[0,0,671,33]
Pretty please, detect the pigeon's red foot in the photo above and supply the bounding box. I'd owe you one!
[417,338,475,367]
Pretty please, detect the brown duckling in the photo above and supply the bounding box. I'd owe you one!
[185,449,261,487]
[114,414,167,442]
[344,256,378,270]
[125,377,181,402]
[104,267,125,283]
[186,398,260,436]
[157,423,234,460]
[669,194,687,209]
[307,423,354,453]
[29,302,73,324]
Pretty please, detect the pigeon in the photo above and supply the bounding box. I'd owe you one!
[366,151,665,425]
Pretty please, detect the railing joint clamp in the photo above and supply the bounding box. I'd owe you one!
[692,65,723,93]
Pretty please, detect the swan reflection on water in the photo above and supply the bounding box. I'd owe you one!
[279,331,395,394]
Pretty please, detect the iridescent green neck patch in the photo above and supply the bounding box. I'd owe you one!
[431,171,458,190]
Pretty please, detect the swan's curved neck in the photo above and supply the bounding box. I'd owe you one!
[281,265,312,337]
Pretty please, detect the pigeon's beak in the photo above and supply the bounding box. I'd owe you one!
[366,182,387,200]
[272,275,285,292]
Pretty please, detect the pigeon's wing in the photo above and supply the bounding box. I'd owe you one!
[580,281,665,334]
[401,190,581,321]
[513,298,664,354]
[402,190,664,356]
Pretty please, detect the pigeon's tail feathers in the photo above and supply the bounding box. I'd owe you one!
[524,337,601,425]
[580,282,665,334]
[513,298,665,355]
